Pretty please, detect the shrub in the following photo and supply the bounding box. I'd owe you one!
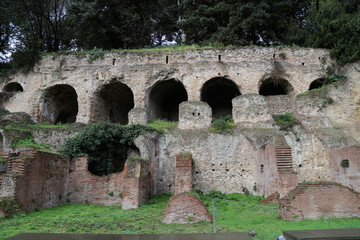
[62,122,153,176]
[272,113,299,130]
[211,115,235,133]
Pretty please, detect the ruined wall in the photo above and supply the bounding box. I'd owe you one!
[1,47,329,124]
[14,151,69,211]
[67,157,123,205]
[279,182,360,220]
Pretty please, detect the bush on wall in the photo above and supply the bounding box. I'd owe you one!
[63,122,153,176]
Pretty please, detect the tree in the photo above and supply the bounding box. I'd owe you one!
[178,0,309,46]
[287,0,360,64]
[68,0,158,50]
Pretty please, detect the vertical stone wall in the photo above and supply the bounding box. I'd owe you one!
[329,146,360,192]
[279,182,360,220]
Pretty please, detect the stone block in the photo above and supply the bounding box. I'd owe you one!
[178,102,211,130]
[232,94,273,126]
[128,108,148,125]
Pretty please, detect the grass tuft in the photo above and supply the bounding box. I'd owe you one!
[147,120,178,132]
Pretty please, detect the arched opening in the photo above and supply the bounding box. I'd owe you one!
[93,81,134,124]
[40,84,78,124]
[147,79,188,121]
[259,78,293,96]
[2,82,23,92]
[309,78,325,90]
[201,77,241,118]
[88,145,139,176]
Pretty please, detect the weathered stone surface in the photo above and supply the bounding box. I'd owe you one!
[178,102,211,130]
[0,174,16,198]
[0,112,33,127]
[128,108,148,125]
[162,194,211,224]
[0,48,330,123]
[232,94,273,126]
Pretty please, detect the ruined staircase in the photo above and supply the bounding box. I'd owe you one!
[276,147,293,172]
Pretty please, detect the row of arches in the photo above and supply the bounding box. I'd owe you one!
[3,77,324,124]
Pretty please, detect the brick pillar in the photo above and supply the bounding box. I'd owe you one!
[122,158,149,210]
[175,154,192,194]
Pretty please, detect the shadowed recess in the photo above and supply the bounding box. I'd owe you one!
[309,78,325,90]
[3,82,23,92]
[93,81,134,124]
[201,77,240,118]
[147,79,188,121]
[88,145,140,176]
[259,78,293,96]
[40,84,78,124]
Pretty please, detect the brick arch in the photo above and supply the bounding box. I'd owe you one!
[39,84,78,124]
[309,78,325,90]
[146,79,188,122]
[92,80,134,124]
[200,77,241,118]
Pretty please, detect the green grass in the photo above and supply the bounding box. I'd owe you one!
[272,113,299,130]
[147,120,178,132]
[0,193,358,240]
[0,157,5,162]
[15,137,57,154]
[28,123,69,129]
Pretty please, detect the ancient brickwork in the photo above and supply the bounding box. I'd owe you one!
[122,159,150,210]
[279,182,360,220]
[14,151,69,211]
[67,157,123,206]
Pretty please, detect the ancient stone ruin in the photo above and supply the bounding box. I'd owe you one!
[0,47,359,220]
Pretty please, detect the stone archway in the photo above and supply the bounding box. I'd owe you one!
[259,78,293,96]
[201,77,241,118]
[147,79,188,121]
[39,84,78,124]
[92,81,134,124]
[2,82,23,92]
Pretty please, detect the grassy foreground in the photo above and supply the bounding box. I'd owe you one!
[0,193,359,240]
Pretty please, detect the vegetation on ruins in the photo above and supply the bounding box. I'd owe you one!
[0,0,359,73]
[63,122,153,176]
[210,115,235,133]
[272,113,300,131]
[1,192,359,240]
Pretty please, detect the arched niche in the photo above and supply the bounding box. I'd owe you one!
[93,81,134,124]
[39,84,78,124]
[147,79,188,121]
[200,77,241,118]
[259,78,294,96]
[309,78,325,90]
[2,82,23,93]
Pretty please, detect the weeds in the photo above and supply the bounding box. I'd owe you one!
[210,116,235,133]
[272,113,299,130]
[147,120,178,133]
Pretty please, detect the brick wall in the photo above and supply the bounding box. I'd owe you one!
[15,151,70,211]
[67,156,123,206]
[279,182,360,220]
[175,154,192,194]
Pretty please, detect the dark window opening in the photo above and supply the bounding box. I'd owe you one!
[309,78,325,90]
[88,145,139,176]
[147,79,188,121]
[201,77,240,118]
[93,81,134,124]
[259,78,293,96]
[40,84,78,124]
[341,159,349,168]
[3,82,23,92]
